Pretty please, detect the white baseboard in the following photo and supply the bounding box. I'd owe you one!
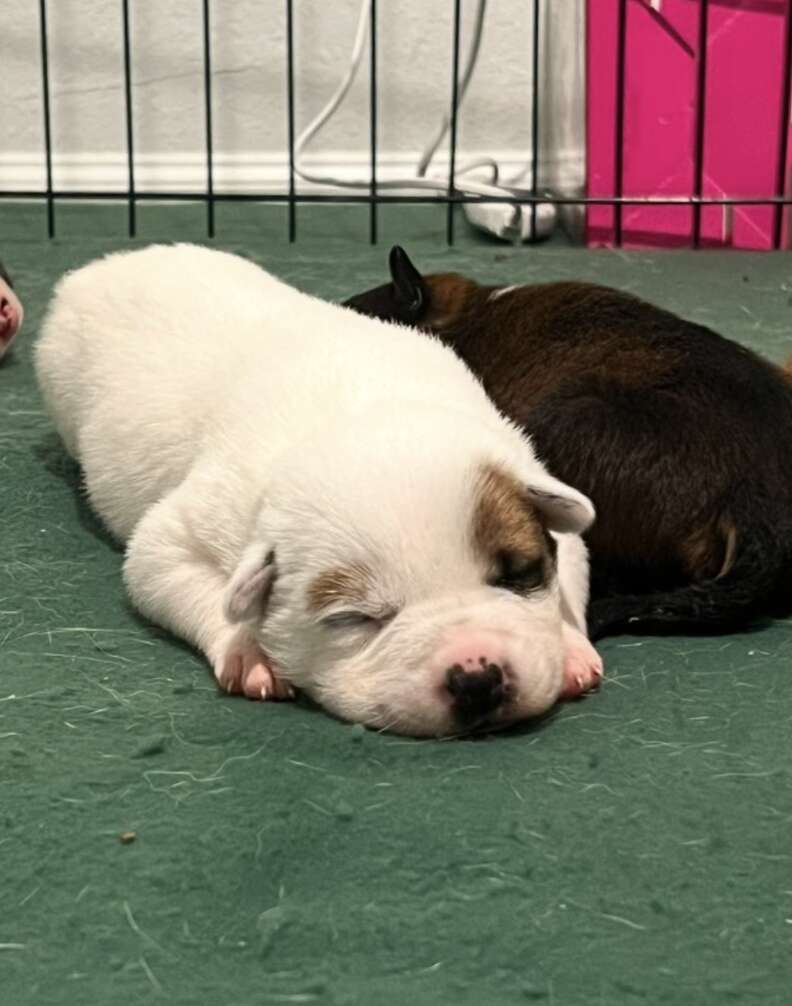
[0,149,584,196]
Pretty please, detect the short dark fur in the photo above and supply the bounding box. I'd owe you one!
[344,247,792,639]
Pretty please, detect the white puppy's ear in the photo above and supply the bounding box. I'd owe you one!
[224,543,278,623]
[525,473,595,534]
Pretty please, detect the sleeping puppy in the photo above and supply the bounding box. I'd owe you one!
[0,258,24,360]
[35,243,601,736]
[344,247,792,639]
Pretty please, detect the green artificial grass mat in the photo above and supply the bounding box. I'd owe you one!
[2,202,792,1005]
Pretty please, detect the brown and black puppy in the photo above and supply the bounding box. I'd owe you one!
[344,246,792,640]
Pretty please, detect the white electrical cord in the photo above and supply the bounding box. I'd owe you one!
[292,0,556,241]
[415,0,492,179]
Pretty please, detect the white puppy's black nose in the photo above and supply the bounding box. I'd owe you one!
[445,662,505,721]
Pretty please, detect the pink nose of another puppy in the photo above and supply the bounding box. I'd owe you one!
[0,294,22,352]
[435,633,509,723]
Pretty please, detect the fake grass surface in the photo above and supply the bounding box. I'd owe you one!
[2,202,792,1005]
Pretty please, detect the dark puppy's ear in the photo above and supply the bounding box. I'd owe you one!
[389,246,426,320]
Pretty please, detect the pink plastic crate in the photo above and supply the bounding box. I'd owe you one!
[586,0,792,249]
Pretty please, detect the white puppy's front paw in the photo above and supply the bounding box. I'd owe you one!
[213,628,295,701]
[560,625,603,700]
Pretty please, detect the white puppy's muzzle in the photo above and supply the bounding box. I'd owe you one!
[431,629,516,725]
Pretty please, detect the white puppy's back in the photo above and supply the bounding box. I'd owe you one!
[36,244,507,539]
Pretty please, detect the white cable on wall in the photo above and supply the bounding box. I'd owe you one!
[292,0,556,241]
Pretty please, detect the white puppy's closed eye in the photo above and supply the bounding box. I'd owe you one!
[322,610,382,630]
[224,543,278,623]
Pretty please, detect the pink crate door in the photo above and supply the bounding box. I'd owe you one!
[587,0,792,249]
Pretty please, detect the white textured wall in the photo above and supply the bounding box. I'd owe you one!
[0,0,584,193]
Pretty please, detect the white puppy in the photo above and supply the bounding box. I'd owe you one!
[35,244,602,736]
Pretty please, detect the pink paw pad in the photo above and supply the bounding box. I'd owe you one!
[216,637,295,702]
[560,638,604,701]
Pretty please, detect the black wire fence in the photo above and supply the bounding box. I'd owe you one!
[2,0,791,246]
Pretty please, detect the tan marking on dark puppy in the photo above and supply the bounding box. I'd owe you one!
[423,278,675,406]
[421,273,478,331]
[716,522,738,580]
[306,562,373,613]
[472,464,549,576]
[680,517,738,582]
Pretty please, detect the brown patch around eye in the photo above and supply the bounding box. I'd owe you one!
[472,464,552,588]
[306,561,373,614]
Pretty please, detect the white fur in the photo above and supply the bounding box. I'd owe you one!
[35,243,599,735]
[488,284,520,301]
